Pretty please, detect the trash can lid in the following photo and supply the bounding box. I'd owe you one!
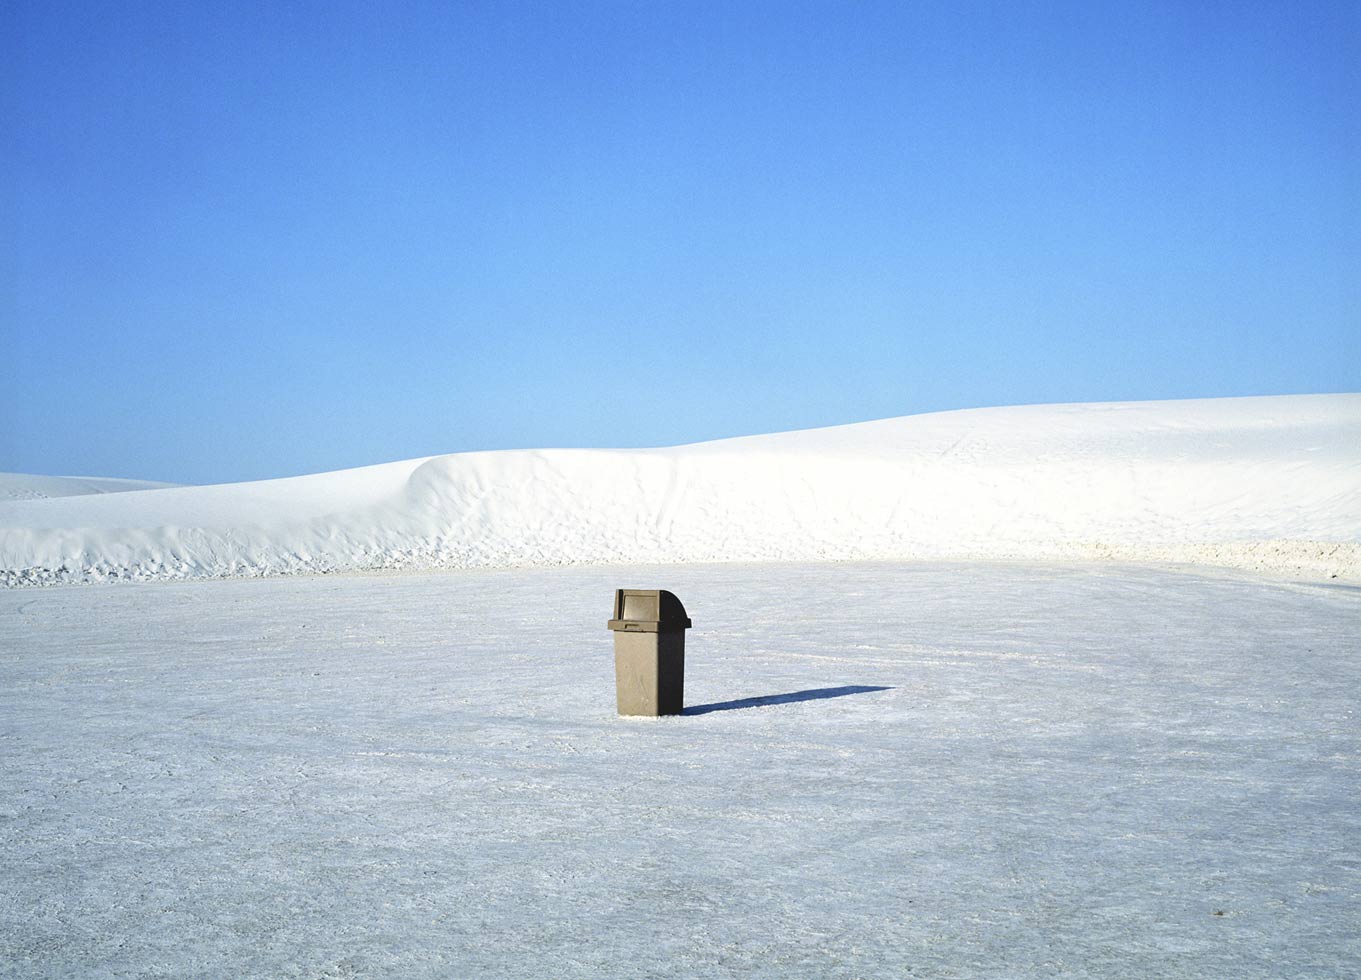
[607,589,692,632]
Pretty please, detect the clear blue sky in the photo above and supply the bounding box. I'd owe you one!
[3,1,1358,484]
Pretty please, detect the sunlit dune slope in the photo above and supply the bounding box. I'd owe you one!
[3,394,1358,585]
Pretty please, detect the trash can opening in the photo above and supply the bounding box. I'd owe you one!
[622,592,656,621]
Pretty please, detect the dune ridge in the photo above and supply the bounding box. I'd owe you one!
[3,394,1358,586]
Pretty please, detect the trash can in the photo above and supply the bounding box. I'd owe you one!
[607,589,692,716]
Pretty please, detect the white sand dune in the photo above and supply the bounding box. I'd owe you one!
[0,472,178,501]
[3,393,1359,585]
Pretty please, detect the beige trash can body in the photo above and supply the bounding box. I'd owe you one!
[607,589,691,717]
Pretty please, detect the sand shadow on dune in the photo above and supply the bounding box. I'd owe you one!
[683,685,892,715]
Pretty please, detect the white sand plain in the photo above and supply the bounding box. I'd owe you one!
[2,562,1358,977]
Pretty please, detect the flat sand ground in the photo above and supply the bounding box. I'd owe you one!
[3,562,1358,978]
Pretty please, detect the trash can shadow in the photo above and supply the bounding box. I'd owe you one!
[683,684,892,715]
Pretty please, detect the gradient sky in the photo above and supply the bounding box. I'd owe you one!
[3,1,1358,484]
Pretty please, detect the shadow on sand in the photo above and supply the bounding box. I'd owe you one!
[683,684,893,716]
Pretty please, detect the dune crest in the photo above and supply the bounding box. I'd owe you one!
[3,394,1359,585]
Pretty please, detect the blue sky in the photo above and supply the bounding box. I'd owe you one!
[3,1,1358,484]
